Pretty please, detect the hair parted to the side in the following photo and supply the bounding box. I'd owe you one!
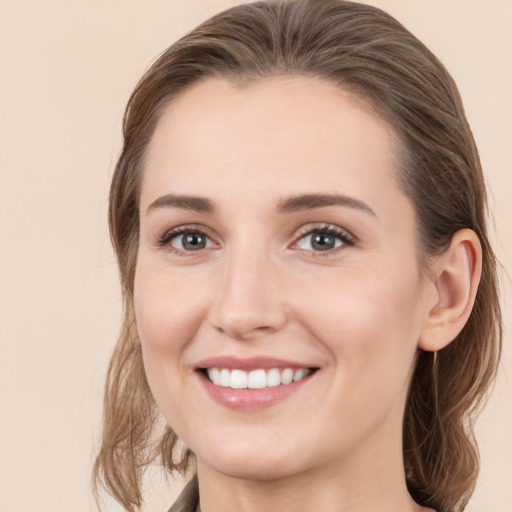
[93,1,502,511]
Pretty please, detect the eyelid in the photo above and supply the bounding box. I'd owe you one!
[157,224,218,254]
[290,223,357,253]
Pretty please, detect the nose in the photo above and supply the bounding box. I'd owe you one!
[208,244,287,341]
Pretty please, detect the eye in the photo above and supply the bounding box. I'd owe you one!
[293,224,355,253]
[172,232,210,251]
[298,232,341,251]
[158,227,215,253]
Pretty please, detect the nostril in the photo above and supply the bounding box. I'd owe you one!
[211,314,284,341]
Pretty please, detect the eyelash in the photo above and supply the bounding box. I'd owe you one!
[157,224,215,253]
[157,223,356,256]
[293,224,356,255]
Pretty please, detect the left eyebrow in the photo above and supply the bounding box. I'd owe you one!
[147,194,215,214]
[276,193,376,217]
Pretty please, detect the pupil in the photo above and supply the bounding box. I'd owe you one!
[183,233,205,250]
[312,233,334,251]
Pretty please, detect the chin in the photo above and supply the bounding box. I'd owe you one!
[217,460,297,482]
[198,443,305,482]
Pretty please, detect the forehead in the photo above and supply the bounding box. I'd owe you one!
[142,76,404,217]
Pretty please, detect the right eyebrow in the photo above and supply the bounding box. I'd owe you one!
[277,193,376,217]
[147,194,215,214]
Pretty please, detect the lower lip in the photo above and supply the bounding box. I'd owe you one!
[198,371,313,411]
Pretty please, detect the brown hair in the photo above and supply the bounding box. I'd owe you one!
[93,1,502,511]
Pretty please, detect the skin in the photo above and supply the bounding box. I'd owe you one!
[133,76,453,512]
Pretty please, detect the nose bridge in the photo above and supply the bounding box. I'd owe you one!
[209,232,286,340]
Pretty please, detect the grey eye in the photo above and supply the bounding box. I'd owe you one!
[296,232,343,251]
[171,232,210,251]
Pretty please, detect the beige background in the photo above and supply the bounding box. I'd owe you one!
[0,1,510,511]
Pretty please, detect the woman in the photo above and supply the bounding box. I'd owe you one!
[93,1,502,511]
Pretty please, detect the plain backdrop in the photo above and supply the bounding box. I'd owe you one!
[0,1,510,511]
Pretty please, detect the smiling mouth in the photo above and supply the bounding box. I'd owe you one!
[200,367,317,389]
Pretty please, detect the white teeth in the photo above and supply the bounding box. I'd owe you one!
[209,368,220,384]
[220,368,230,387]
[231,369,248,389]
[266,368,281,387]
[206,367,312,389]
[280,368,294,385]
[293,369,308,382]
[248,369,267,389]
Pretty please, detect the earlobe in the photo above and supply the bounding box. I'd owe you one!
[419,229,482,352]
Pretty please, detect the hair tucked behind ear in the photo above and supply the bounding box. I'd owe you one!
[93,1,502,510]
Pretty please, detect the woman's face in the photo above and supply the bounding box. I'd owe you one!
[134,76,434,481]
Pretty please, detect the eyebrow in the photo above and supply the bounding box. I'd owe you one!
[147,194,215,214]
[277,193,376,216]
[147,192,376,217]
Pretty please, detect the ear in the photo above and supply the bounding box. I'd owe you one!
[418,229,482,352]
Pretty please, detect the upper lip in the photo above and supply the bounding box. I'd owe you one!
[195,356,316,371]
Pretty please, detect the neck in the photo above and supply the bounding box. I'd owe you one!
[195,420,428,512]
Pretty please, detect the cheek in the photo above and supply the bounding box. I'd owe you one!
[133,261,210,426]
[290,263,424,367]
[133,261,209,355]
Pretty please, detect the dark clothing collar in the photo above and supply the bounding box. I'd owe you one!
[167,478,199,512]
[167,477,447,512]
